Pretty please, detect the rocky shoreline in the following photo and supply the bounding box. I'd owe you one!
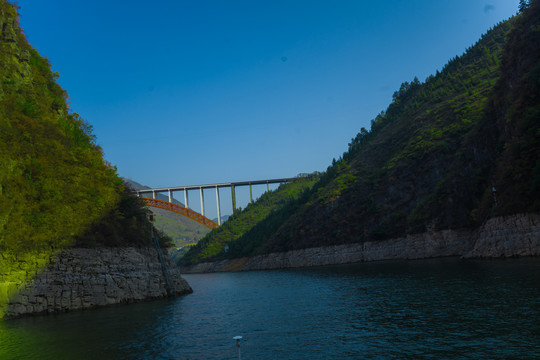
[182,213,540,273]
[4,247,192,319]
[3,213,537,318]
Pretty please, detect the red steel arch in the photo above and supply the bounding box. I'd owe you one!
[140,198,219,229]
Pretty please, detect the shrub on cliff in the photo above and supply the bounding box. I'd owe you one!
[0,1,158,252]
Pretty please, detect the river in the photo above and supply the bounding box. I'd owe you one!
[1,257,539,359]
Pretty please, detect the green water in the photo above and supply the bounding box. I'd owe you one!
[1,257,539,359]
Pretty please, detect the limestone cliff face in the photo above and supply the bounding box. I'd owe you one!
[5,247,192,319]
[464,213,540,258]
[183,213,540,273]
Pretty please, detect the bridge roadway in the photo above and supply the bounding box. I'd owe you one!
[135,177,298,226]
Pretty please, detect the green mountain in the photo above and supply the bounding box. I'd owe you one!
[183,2,539,264]
[180,175,319,265]
[0,1,160,251]
[0,0,163,318]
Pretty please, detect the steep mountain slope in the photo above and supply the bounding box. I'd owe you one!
[482,0,540,215]
[0,1,156,252]
[0,0,169,319]
[183,3,539,264]
[180,175,318,265]
[261,4,539,254]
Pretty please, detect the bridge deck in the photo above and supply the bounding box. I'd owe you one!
[135,177,298,194]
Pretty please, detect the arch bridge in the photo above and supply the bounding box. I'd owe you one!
[135,177,298,229]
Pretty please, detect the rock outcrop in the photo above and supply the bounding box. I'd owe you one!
[183,213,540,273]
[464,213,540,258]
[5,247,192,319]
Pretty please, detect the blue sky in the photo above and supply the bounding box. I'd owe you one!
[17,0,519,218]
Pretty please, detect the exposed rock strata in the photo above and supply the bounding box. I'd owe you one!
[183,213,539,273]
[464,213,540,258]
[5,247,192,319]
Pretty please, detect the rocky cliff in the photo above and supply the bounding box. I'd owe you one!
[4,247,192,319]
[464,213,540,258]
[183,213,539,273]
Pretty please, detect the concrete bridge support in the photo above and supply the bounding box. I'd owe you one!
[231,185,237,214]
[200,187,205,216]
[135,177,297,227]
[216,186,222,225]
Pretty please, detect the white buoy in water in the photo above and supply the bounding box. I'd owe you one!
[233,336,243,360]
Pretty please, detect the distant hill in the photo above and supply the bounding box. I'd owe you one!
[213,215,230,223]
[122,178,185,205]
[181,3,539,264]
[122,178,214,247]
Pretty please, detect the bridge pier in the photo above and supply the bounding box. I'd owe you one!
[231,185,237,213]
[216,186,222,225]
[200,187,205,216]
[135,177,297,227]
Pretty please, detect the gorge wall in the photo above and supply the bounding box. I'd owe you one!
[4,247,192,319]
[183,213,540,273]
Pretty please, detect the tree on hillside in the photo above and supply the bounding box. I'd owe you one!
[519,0,530,12]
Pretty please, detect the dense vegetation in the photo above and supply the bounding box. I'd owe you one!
[180,175,318,265]
[184,2,539,264]
[0,1,169,253]
[483,0,540,215]
[0,0,174,319]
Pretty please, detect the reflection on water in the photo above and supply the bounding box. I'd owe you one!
[1,258,539,359]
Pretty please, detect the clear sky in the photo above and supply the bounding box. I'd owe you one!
[16,0,519,218]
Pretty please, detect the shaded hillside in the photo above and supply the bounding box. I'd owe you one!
[180,175,318,265]
[0,1,161,253]
[183,3,539,264]
[0,0,169,320]
[261,4,539,254]
[482,0,540,215]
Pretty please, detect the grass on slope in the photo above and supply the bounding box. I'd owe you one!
[150,207,210,247]
[231,16,523,254]
[179,175,318,265]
